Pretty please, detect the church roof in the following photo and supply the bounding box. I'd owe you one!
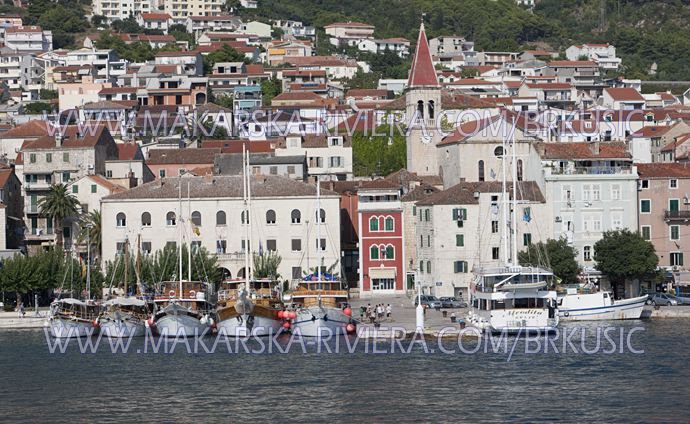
[407,23,439,88]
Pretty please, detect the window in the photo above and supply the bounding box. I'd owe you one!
[491,221,499,233]
[670,179,678,189]
[241,210,249,224]
[91,184,97,193]
[72,185,78,194]
[116,212,126,227]
[116,242,125,256]
[611,214,623,230]
[583,246,592,261]
[562,185,572,202]
[316,208,326,223]
[166,241,176,250]
[266,209,276,224]
[428,100,435,119]
[166,211,176,226]
[63,227,71,239]
[452,208,467,221]
[370,245,379,259]
[640,180,649,189]
[671,225,680,240]
[292,267,302,279]
[416,100,424,119]
[478,160,485,181]
[523,233,532,246]
[426,261,431,273]
[456,234,464,247]
[317,238,326,251]
[420,235,424,247]
[671,252,684,266]
[291,239,301,252]
[216,240,227,254]
[266,239,277,251]
[369,216,379,231]
[106,170,113,178]
[142,242,152,255]
[427,235,431,247]
[29,153,36,163]
[591,184,600,201]
[159,169,166,178]
[141,212,151,226]
[385,245,394,259]
[669,199,680,213]
[62,172,70,183]
[611,184,621,201]
[63,152,69,162]
[191,211,201,226]
[517,159,523,181]
[424,209,430,221]
[413,206,417,216]
[46,153,52,163]
[454,261,468,273]
[291,209,301,224]
[384,216,394,231]
[287,165,295,175]
[582,184,591,201]
[492,247,499,260]
[640,199,651,214]
[215,211,226,226]
[523,207,532,222]
[641,226,651,241]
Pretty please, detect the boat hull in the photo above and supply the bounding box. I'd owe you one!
[558,295,647,321]
[292,306,351,337]
[100,318,146,338]
[216,313,283,337]
[46,318,97,338]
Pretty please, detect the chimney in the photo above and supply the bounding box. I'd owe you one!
[55,132,63,147]
[590,140,600,155]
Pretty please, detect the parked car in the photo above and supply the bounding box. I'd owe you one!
[439,297,468,308]
[674,293,690,305]
[646,293,678,306]
[415,295,442,309]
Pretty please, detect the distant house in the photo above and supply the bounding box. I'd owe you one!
[602,87,646,110]
[566,43,621,70]
[324,21,375,47]
[136,13,172,34]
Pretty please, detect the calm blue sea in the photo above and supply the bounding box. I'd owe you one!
[0,319,687,423]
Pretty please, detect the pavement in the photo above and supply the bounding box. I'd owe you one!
[0,310,47,329]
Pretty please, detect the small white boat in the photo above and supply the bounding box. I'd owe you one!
[557,289,647,321]
[46,298,100,338]
[152,281,214,337]
[292,304,352,337]
[99,297,149,337]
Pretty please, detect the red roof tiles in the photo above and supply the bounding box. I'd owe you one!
[408,23,439,88]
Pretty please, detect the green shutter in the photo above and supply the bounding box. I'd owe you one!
[72,185,78,193]
[452,208,459,220]
[456,234,464,247]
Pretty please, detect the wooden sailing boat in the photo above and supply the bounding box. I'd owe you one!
[99,236,150,337]
[215,146,284,337]
[151,180,214,337]
[289,177,355,337]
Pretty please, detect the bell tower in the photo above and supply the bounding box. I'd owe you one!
[405,20,441,177]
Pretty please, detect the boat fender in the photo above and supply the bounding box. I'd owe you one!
[323,314,328,322]
[563,311,569,317]
[311,315,316,322]
[189,290,196,298]
[169,290,175,297]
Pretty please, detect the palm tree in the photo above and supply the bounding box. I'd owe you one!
[77,210,102,260]
[253,251,282,280]
[38,183,79,249]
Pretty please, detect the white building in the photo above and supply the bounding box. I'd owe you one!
[137,13,172,33]
[274,134,353,181]
[566,43,621,71]
[4,26,52,52]
[164,0,224,25]
[100,175,341,282]
[357,38,410,58]
[324,21,375,47]
[93,0,155,23]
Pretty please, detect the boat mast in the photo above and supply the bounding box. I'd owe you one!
[316,176,321,282]
[178,181,183,297]
[511,117,519,267]
[501,123,509,267]
[124,236,129,296]
[86,231,91,300]
[187,181,191,282]
[242,144,250,288]
[136,233,141,296]
[246,148,254,289]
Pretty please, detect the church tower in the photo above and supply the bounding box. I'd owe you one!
[405,21,442,177]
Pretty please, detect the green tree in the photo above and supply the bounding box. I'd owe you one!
[518,238,581,285]
[351,124,406,177]
[347,68,380,90]
[38,184,79,249]
[24,102,54,114]
[260,77,282,105]
[594,230,659,295]
[253,251,282,280]
[111,16,144,33]
[39,89,58,100]
[77,210,102,260]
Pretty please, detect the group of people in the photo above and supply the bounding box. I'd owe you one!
[362,303,392,324]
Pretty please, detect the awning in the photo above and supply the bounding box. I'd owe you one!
[369,267,396,279]
[674,272,690,286]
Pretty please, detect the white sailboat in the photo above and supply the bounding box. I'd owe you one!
[151,180,214,337]
[467,120,559,334]
[216,147,283,337]
[290,177,355,337]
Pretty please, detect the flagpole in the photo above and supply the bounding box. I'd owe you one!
[511,117,519,266]
[246,148,254,289]
[188,181,191,282]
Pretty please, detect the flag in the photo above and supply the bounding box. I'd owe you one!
[258,241,264,257]
[523,210,531,222]
[193,226,200,236]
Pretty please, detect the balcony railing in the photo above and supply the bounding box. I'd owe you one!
[551,166,632,175]
[664,210,690,221]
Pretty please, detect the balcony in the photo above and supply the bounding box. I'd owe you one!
[664,210,690,221]
[551,166,632,176]
[215,251,247,263]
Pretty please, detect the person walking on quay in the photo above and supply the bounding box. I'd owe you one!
[18,302,25,319]
[386,304,392,320]
[369,307,376,324]
[377,304,384,320]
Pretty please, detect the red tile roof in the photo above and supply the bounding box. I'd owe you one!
[548,60,597,67]
[605,87,645,102]
[525,83,572,90]
[201,139,276,153]
[0,168,14,188]
[536,142,630,160]
[631,126,672,138]
[140,13,171,20]
[0,120,52,139]
[116,142,141,161]
[408,23,439,88]
[324,21,374,29]
[147,148,220,165]
[23,124,111,150]
[637,163,690,178]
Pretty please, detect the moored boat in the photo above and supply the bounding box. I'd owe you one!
[557,288,647,321]
[46,298,100,338]
[152,281,214,337]
[99,297,149,337]
[216,279,283,337]
[290,275,354,337]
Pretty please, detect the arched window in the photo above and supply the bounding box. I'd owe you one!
[241,211,249,224]
[291,209,301,224]
[428,100,435,120]
[216,211,226,226]
[370,245,379,260]
[191,211,201,226]
[116,212,126,227]
[166,211,176,226]
[517,159,523,181]
[417,100,424,119]
[141,212,151,227]
[316,208,325,223]
[478,160,485,182]
[426,261,432,273]
[266,209,276,224]
[384,216,394,231]
[369,216,379,231]
[385,245,394,259]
